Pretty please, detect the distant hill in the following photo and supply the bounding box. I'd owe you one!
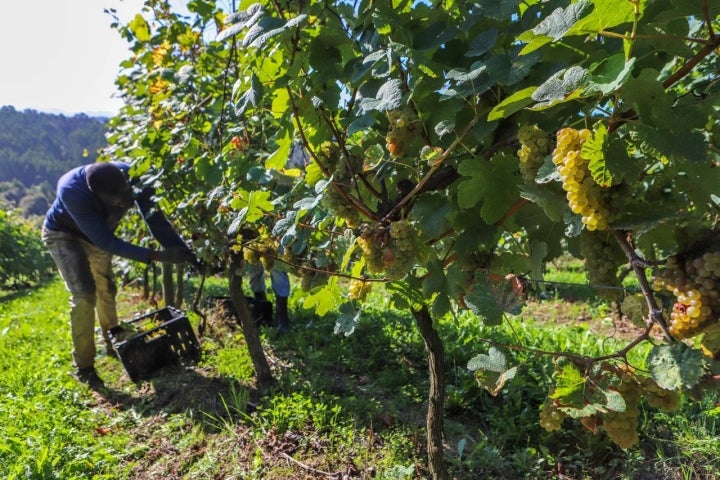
[0,105,108,187]
[0,106,108,217]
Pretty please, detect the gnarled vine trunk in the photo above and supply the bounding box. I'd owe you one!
[162,262,175,307]
[412,305,448,480]
[228,263,275,392]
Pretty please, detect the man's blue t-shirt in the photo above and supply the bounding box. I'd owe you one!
[44,161,185,262]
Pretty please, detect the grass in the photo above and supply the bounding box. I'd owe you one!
[0,275,719,479]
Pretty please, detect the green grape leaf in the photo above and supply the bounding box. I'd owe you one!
[532,0,591,40]
[487,86,536,121]
[457,152,519,224]
[334,301,361,336]
[474,0,518,21]
[432,294,451,318]
[411,193,452,240]
[587,54,636,95]
[528,240,548,283]
[582,122,612,187]
[348,114,376,136]
[234,73,264,115]
[466,28,499,57]
[550,361,586,404]
[464,272,525,326]
[217,4,263,42]
[648,343,708,391]
[423,259,447,298]
[566,0,636,36]
[534,156,561,184]
[129,14,151,42]
[518,0,591,54]
[467,347,517,396]
[303,277,342,316]
[358,78,404,112]
[519,185,565,222]
[531,66,588,108]
[243,14,307,49]
[266,129,292,170]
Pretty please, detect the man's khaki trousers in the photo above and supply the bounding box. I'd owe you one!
[42,228,119,369]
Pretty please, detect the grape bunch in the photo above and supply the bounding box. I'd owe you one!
[539,397,565,432]
[357,220,418,279]
[357,226,385,274]
[642,376,681,412]
[602,368,641,449]
[321,186,361,228]
[349,279,372,301]
[552,128,610,231]
[580,230,626,301]
[243,239,276,270]
[385,219,418,279]
[517,124,551,184]
[651,251,720,339]
[385,108,421,158]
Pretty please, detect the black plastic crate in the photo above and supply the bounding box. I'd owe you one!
[205,296,273,327]
[110,306,201,383]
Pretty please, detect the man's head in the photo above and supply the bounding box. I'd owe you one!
[86,163,134,209]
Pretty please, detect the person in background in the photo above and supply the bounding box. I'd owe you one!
[42,161,195,388]
[248,264,291,333]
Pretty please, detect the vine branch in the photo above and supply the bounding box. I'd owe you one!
[382,110,481,223]
[611,229,674,342]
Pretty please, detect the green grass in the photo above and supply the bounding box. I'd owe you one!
[1,276,719,479]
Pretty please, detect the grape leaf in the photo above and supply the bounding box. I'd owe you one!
[566,0,636,36]
[358,78,404,112]
[303,277,342,316]
[531,66,588,108]
[466,28,499,57]
[410,193,452,239]
[648,343,707,391]
[587,55,636,95]
[334,301,361,336]
[518,0,591,54]
[129,14,151,42]
[583,122,612,187]
[550,361,586,404]
[467,347,517,396]
[464,272,525,326]
[532,0,591,40]
[457,152,519,224]
[488,86,536,121]
[234,73,264,115]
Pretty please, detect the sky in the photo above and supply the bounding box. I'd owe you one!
[0,0,147,117]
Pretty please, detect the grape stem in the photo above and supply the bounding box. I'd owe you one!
[611,229,674,342]
[242,244,390,282]
[286,87,378,221]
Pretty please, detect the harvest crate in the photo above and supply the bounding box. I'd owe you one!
[110,306,201,382]
[205,296,273,327]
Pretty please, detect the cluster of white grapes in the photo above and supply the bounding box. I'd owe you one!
[652,251,720,339]
[552,128,610,231]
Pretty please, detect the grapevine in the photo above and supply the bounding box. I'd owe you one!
[517,124,551,184]
[652,251,720,339]
[552,128,610,231]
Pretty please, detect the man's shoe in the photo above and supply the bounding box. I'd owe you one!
[74,367,105,389]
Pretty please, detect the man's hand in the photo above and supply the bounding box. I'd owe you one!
[154,246,196,264]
